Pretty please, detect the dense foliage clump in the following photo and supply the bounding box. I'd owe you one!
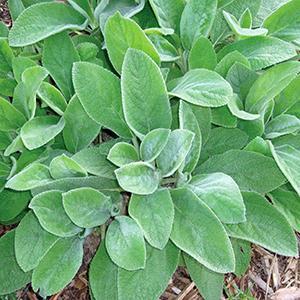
[0,0,300,299]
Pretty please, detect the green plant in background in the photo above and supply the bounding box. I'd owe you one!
[0,0,300,299]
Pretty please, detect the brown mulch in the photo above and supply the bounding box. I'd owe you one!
[0,0,11,26]
[1,1,300,299]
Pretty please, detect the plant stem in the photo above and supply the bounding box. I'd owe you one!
[161,177,177,185]
[132,136,140,153]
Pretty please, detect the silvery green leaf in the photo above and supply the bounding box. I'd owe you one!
[122,48,171,139]
[115,162,160,195]
[169,69,233,107]
[170,188,235,273]
[188,173,245,224]
[269,142,300,196]
[217,36,297,71]
[265,115,300,139]
[226,191,298,256]
[105,216,146,271]
[129,188,174,249]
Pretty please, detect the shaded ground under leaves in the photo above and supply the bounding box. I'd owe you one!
[1,1,300,299]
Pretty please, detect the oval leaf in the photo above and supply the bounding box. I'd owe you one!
[62,187,112,228]
[32,237,83,297]
[72,62,131,138]
[188,173,245,224]
[0,231,31,296]
[156,129,194,177]
[49,154,87,179]
[140,128,171,162]
[199,150,286,193]
[129,188,174,249]
[217,36,297,71]
[29,190,82,237]
[115,162,160,195]
[15,211,58,272]
[122,48,171,138]
[108,142,139,167]
[9,2,86,47]
[170,188,235,273]
[226,192,298,256]
[105,216,146,270]
[21,116,65,150]
[6,163,52,191]
[104,12,160,73]
[169,69,233,107]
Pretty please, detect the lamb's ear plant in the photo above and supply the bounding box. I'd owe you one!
[1,0,300,299]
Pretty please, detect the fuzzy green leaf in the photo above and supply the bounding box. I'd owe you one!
[129,189,174,249]
[105,216,146,271]
[62,187,111,228]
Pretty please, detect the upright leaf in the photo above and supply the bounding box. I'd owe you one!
[9,2,87,47]
[231,238,251,277]
[215,51,250,78]
[0,189,30,222]
[12,56,36,83]
[15,211,58,272]
[226,192,298,256]
[96,0,146,32]
[37,82,67,115]
[49,154,87,179]
[72,141,117,179]
[179,101,201,173]
[274,76,300,117]
[210,0,261,43]
[73,62,131,138]
[104,12,160,73]
[140,128,170,162]
[122,48,171,138]
[188,36,217,70]
[149,0,184,32]
[269,142,300,196]
[0,38,14,75]
[265,115,300,139]
[32,237,83,297]
[170,188,235,273]
[63,96,101,153]
[184,254,224,300]
[89,242,118,300]
[43,32,80,100]
[0,97,26,132]
[118,242,179,300]
[129,189,174,249]
[180,0,217,50]
[13,66,48,119]
[108,142,139,167]
[156,129,194,177]
[105,216,146,270]
[271,188,300,232]
[0,231,31,296]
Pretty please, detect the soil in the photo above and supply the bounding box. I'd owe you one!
[1,1,300,299]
